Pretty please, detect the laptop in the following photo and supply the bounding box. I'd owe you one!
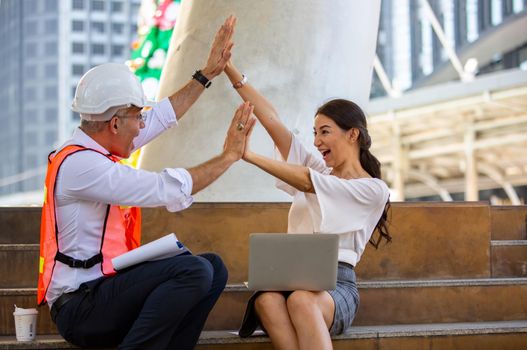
[247,233,339,291]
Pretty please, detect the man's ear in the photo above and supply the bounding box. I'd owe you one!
[109,116,119,134]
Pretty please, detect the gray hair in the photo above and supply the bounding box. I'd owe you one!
[80,119,108,134]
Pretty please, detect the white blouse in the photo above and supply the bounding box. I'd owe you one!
[276,135,390,267]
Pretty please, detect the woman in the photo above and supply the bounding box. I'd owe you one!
[225,61,391,350]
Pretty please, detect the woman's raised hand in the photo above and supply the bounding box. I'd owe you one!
[223,102,256,162]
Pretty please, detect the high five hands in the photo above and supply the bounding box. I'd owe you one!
[202,15,237,79]
[224,102,256,162]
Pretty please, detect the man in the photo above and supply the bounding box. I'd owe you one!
[37,16,254,349]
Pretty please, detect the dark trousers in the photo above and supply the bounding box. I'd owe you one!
[54,253,228,350]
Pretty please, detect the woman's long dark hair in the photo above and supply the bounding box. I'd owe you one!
[316,99,391,248]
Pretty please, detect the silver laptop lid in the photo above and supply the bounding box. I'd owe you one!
[248,233,339,291]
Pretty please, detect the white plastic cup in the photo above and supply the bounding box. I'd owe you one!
[13,305,38,341]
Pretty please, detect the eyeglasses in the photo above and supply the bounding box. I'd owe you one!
[114,110,148,123]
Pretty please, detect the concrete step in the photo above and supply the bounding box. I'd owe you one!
[0,321,526,349]
[207,278,527,330]
[491,240,527,277]
[0,290,56,337]
[2,278,527,335]
[7,238,524,291]
[0,208,40,245]
[353,203,492,280]
[146,202,495,281]
[491,206,527,240]
[0,245,38,288]
[2,203,503,284]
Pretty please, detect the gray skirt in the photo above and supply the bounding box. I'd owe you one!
[238,262,359,337]
[328,262,360,335]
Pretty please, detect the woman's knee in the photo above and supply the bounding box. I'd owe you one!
[286,291,317,318]
[254,292,286,317]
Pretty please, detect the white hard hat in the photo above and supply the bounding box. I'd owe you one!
[72,63,152,121]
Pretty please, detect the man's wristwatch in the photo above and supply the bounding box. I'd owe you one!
[233,74,248,89]
[192,70,211,88]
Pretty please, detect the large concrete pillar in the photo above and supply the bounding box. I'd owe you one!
[140,0,381,201]
[464,117,478,201]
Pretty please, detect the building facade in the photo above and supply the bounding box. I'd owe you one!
[369,0,527,203]
[372,0,527,98]
[0,0,140,197]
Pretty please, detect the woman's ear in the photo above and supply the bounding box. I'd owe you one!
[347,128,359,143]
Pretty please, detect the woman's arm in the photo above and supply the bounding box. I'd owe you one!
[224,61,292,160]
[244,151,315,193]
[169,16,236,120]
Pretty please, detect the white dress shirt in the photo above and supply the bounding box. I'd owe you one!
[47,98,194,307]
[276,135,390,267]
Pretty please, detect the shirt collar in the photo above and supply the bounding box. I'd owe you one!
[68,127,113,156]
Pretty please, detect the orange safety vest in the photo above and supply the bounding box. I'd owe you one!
[37,145,141,305]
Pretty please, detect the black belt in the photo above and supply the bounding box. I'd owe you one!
[339,262,355,270]
[50,286,90,322]
[55,251,102,269]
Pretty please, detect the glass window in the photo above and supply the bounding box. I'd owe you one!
[111,44,124,56]
[466,0,479,42]
[25,109,38,123]
[25,43,37,57]
[131,3,140,16]
[25,20,37,36]
[91,43,105,55]
[72,64,84,75]
[45,108,57,123]
[45,86,57,99]
[91,0,105,11]
[92,21,105,34]
[45,130,56,145]
[72,42,84,54]
[111,22,124,34]
[72,20,84,32]
[71,86,77,98]
[491,0,503,25]
[45,64,57,78]
[25,87,36,100]
[26,0,39,14]
[512,0,524,12]
[45,0,57,12]
[72,0,84,10]
[111,1,123,13]
[45,19,57,34]
[25,65,37,79]
[45,41,57,55]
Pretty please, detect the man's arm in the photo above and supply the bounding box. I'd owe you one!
[187,102,255,194]
[169,16,236,120]
[187,153,236,195]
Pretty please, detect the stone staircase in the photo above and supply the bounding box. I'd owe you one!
[0,202,526,349]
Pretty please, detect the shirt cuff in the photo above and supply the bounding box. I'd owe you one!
[274,144,298,196]
[153,97,177,129]
[164,168,193,211]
